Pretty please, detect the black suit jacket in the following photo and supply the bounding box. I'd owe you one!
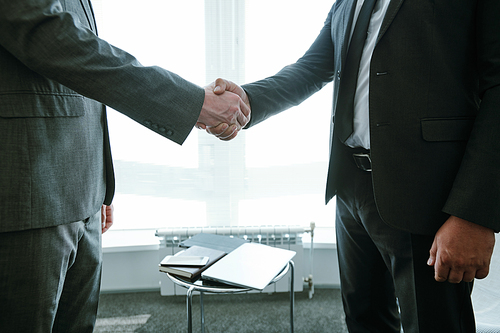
[243,0,500,235]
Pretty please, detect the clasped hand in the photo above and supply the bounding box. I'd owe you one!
[197,78,250,141]
[427,216,495,283]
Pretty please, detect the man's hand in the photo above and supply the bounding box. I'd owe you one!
[427,216,495,283]
[197,79,250,139]
[197,78,251,141]
[101,204,114,234]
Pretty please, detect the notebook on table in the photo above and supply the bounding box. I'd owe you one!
[201,242,296,290]
[158,246,226,281]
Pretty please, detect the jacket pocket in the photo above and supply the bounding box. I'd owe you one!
[421,117,475,142]
[0,92,86,118]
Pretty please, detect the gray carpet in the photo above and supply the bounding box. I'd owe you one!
[96,288,347,332]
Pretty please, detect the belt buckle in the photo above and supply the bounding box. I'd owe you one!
[353,153,372,172]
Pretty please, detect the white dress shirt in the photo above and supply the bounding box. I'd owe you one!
[345,0,391,149]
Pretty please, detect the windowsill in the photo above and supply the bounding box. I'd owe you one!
[102,227,336,253]
[102,229,160,253]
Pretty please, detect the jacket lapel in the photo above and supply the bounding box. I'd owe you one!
[377,0,404,43]
[341,0,359,63]
[340,0,402,64]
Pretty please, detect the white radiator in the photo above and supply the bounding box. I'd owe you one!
[155,226,307,296]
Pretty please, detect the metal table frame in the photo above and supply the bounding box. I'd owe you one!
[166,260,295,333]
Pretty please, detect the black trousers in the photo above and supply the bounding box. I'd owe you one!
[335,147,475,333]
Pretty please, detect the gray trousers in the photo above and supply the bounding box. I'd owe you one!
[0,209,102,333]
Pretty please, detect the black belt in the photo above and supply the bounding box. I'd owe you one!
[352,153,372,172]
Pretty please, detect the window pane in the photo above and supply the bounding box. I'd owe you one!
[93,0,335,230]
[95,0,204,168]
[243,1,335,227]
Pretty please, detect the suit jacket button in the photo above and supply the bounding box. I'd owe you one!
[152,124,159,130]
[144,120,152,127]
[159,127,166,133]
[166,130,174,136]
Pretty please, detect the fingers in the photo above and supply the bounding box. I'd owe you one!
[427,238,437,267]
[101,204,114,234]
[462,270,477,283]
[434,260,450,283]
[102,221,112,233]
[207,123,239,141]
[432,250,488,283]
[200,88,241,126]
[236,107,250,129]
[212,78,241,95]
[430,249,465,283]
[211,83,251,133]
[430,246,472,283]
[429,241,450,282]
[474,267,490,280]
[198,83,251,140]
[428,216,495,284]
[196,122,239,141]
[213,78,229,95]
[101,205,106,230]
[434,258,477,284]
[239,97,251,119]
[208,77,251,111]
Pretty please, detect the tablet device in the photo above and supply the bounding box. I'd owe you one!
[160,255,209,267]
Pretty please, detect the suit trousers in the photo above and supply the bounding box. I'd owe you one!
[0,209,102,333]
[335,146,475,333]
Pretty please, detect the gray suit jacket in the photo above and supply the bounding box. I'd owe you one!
[0,0,205,232]
[243,0,500,234]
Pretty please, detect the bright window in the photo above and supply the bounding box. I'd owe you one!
[92,0,336,231]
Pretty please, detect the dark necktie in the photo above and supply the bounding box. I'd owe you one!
[335,0,378,143]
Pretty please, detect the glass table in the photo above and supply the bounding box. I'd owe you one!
[166,260,295,333]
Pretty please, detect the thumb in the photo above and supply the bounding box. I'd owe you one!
[213,78,228,95]
[427,240,437,266]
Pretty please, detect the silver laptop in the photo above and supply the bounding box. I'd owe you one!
[201,242,296,290]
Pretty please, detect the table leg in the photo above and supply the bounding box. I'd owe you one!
[187,286,195,333]
[290,260,295,333]
[200,291,205,333]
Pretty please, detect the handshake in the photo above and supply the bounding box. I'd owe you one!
[196,78,250,141]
